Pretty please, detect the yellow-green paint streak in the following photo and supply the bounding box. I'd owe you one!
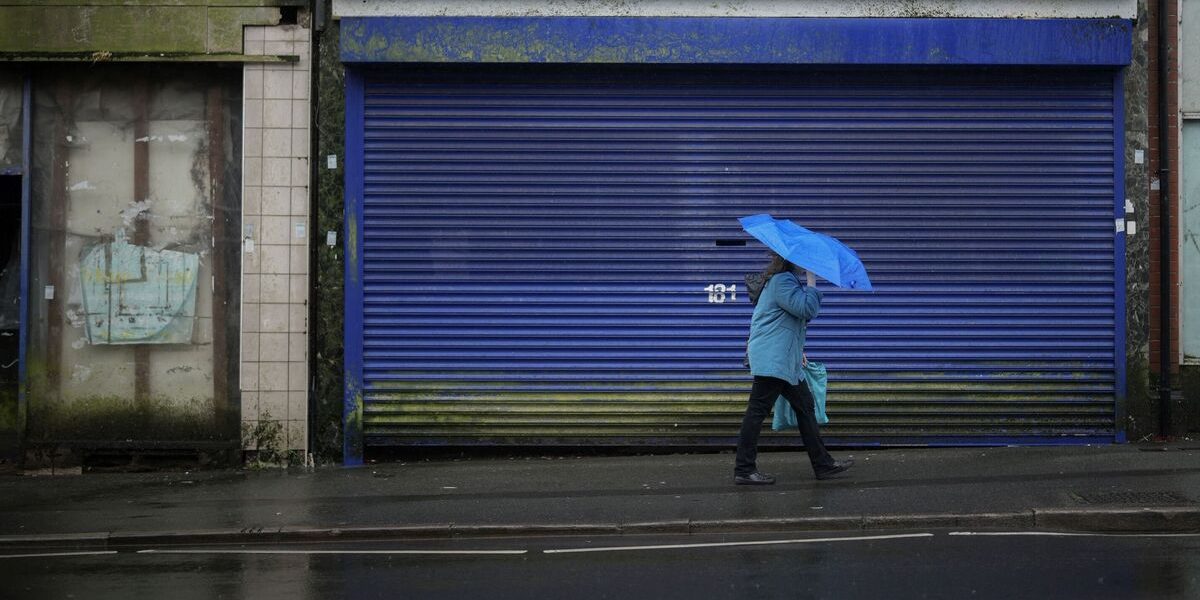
[343,381,364,463]
[346,204,359,284]
[346,388,363,433]
[361,355,1114,441]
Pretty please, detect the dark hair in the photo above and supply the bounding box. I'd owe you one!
[762,251,796,279]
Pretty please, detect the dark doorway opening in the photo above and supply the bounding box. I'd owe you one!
[0,174,21,465]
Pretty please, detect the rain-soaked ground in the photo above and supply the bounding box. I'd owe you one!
[3,529,1199,599]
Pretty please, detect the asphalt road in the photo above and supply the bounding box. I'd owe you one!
[5,530,1200,599]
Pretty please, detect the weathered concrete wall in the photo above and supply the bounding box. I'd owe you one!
[1181,0,1198,434]
[0,2,295,55]
[333,0,1137,19]
[1183,364,1200,433]
[1184,0,1200,114]
[20,64,244,451]
[1123,0,1154,439]
[1181,0,1199,363]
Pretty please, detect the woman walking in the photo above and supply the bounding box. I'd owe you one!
[735,251,853,485]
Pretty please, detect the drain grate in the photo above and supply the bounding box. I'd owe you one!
[1070,491,1196,505]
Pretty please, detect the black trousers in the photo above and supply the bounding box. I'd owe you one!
[735,376,835,476]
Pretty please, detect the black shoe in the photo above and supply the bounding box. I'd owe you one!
[734,472,776,485]
[814,459,854,480]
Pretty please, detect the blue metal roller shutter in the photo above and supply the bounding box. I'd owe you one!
[356,67,1119,446]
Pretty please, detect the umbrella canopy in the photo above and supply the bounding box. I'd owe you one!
[739,213,873,291]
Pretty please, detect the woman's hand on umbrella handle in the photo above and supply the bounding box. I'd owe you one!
[806,271,816,287]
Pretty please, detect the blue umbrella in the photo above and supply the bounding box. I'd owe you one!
[739,213,873,291]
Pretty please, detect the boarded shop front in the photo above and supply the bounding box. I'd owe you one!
[20,66,243,451]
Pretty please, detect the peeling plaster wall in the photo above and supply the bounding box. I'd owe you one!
[333,0,1136,19]
[0,76,21,167]
[1182,0,1200,432]
[23,66,243,445]
[55,120,215,402]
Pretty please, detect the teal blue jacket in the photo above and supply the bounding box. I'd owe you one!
[746,272,823,385]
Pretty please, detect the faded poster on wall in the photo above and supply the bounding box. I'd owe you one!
[79,229,200,345]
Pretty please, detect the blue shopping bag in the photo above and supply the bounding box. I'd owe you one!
[771,361,829,430]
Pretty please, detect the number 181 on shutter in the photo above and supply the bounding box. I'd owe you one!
[704,284,737,303]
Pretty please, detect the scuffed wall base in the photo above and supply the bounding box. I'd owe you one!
[1125,354,1155,440]
[1126,356,1194,439]
[1181,364,1200,434]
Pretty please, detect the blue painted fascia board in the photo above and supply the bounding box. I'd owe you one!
[341,17,1132,66]
[17,75,31,454]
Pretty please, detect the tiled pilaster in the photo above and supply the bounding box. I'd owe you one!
[242,23,311,454]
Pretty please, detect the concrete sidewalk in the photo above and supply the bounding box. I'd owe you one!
[1,444,1198,549]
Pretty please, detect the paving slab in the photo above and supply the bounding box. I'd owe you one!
[0,445,1197,547]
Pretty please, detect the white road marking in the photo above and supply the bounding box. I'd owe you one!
[543,532,934,554]
[0,551,118,559]
[137,549,527,556]
[950,531,1200,538]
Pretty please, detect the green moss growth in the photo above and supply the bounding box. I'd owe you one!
[24,394,237,443]
[0,385,16,433]
[1124,355,1155,440]
[242,413,284,466]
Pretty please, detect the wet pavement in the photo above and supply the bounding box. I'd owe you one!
[0,445,1198,544]
[4,529,1200,599]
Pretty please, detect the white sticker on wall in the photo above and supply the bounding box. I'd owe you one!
[1115,218,1124,232]
[294,223,306,239]
[1134,149,1144,164]
[1126,221,1137,235]
[1124,200,1134,213]
[244,239,255,253]
[327,155,337,169]
[326,231,337,246]
[44,285,55,300]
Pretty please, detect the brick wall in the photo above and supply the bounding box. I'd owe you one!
[1147,0,1182,376]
